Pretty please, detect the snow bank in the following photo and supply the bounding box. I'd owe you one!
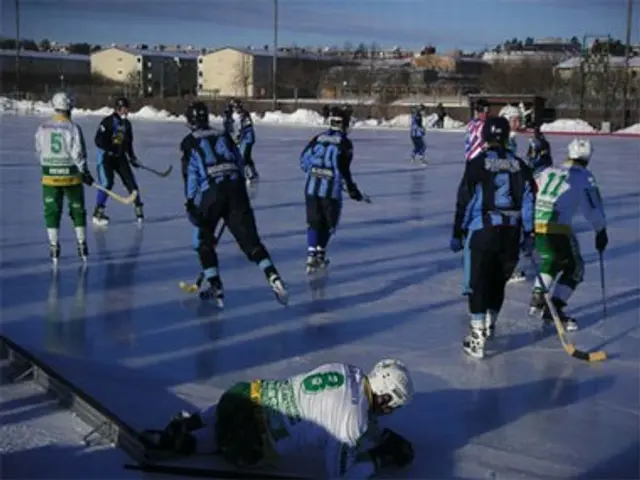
[0,96,468,132]
[2,96,636,135]
[616,123,640,134]
[540,119,596,133]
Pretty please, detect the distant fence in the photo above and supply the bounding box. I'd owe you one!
[2,88,639,131]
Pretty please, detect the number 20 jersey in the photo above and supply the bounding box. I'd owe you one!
[534,162,606,235]
[259,362,372,477]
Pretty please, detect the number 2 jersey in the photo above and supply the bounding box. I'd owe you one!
[299,130,357,200]
[259,362,377,478]
[35,114,88,187]
[534,161,606,235]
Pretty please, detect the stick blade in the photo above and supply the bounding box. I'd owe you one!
[569,348,607,362]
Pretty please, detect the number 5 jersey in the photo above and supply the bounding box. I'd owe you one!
[534,162,606,235]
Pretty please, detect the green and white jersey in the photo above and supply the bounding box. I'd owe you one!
[260,362,375,478]
[35,114,87,186]
[535,161,606,235]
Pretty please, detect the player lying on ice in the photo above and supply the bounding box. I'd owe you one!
[142,359,415,478]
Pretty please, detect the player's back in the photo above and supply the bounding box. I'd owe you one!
[535,162,594,233]
[301,131,347,199]
[262,362,369,457]
[36,115,82,164]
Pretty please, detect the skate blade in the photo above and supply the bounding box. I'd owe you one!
[507,276,527,284]
[92,218,108,227]
[273,287,289,306]
[463,346,485,359]
[179,281,199,294]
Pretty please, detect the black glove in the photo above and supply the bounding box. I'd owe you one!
[129,155,141,168]
[155,412,204,455]
[81,169,94,186]
[368,428,414,471]
[185,199,204,227]
[347,183,363,202]
[595,228,608,252]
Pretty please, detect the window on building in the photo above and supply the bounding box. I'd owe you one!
[117,69,123,75]
[198,71,203,77]
[137,57,141,63]
[198,58,203,64]
[198,83,203,90]
[117,57,122,62]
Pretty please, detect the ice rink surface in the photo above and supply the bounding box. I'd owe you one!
[1,115,638,478]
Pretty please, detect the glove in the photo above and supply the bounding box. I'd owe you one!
[450,237,463,253]
[347,183,363,202]
[81,169,94,186]
[368,428,414,471]
[185,199,204,227]
[521,232,535,256]
[595,228,608,252]
[129,155,141,168]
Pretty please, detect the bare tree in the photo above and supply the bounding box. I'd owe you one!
[233,54,252,98]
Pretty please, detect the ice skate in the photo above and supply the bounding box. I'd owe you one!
[463,327,486,359]
[484,310,498,339]
[543,297,578,332]
[306,252,320,275]
[92,206,109,227]
[244,165,259,185]
[268,273,288,305]
[77,240,88,266]
[199,276,224,308]
[135,204,144,225]
[507,269,527,284]
[49,243,60,270]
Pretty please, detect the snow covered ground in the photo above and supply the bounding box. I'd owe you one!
[0,115,638,478]
[2,96,639,134]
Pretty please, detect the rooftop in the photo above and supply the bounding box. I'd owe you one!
[99,46,200,60]
[555,55,640,69]
[201,46,337,62]
[0,49,89,61]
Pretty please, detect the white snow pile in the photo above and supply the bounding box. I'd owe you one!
[616,123,640,134]
[540,118,596,133]
[0,96,467,131]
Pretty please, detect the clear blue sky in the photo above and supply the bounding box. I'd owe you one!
[3,0,639,52]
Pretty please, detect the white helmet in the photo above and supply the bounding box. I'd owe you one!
[52,92,73,112]
[368,359,414,409]
[568,138,592,162]
[500,105,520,120]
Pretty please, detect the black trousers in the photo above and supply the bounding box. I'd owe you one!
[97,154,142,206]
[468,226,521,315]
[305,195,341,232]
[197,178,269,269]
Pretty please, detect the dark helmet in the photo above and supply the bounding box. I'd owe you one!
[482,116,510,146]
[473,98,489,114]
[115,97,130,110]
[328,105,348,132]
[185,101,209,129]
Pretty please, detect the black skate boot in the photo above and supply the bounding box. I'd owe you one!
[305,250,319,275]
[135,204,144,225]
[199,275,224,308]
[92,206,109,227]
[543,297,578,332]
[49,243,61,270]
[463,327,486,359]
[76,241,88,266]
[315,247,330,270]
[529,290,545,317]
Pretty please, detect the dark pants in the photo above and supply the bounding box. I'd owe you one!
[468,226,521,314]
[197,178,270,271]
[96,154,142,206]
[306,195,341,249]
[215,382,265,467]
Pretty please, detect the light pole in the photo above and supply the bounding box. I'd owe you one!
[15,0,20,93]
[621,0,633,127]
[272,0,278,109]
